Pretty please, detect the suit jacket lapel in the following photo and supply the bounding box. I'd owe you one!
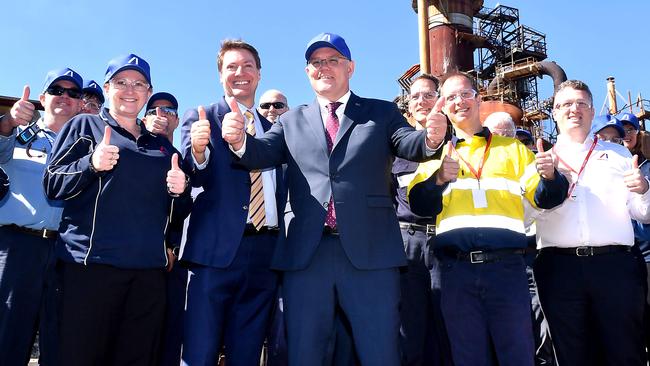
[333,93,360,150]
[214,97,230,129]
[305,100,330,157]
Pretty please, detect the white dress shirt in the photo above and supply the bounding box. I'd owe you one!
[535,134,650,249]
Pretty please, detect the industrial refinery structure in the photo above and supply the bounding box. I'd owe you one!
[399,0,648,141]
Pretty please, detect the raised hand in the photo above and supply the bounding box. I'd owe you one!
[148,107,169,136]
[92,126,120,172]
[535,138,555,180]
[7,85,35,128]
[436,141,460,185]
[425,97,447,149]
[166,153,187,195]
[624,155,649,194]
[190,105,211,163]
[221,97,246,150]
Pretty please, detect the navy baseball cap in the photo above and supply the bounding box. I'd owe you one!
[618,112,640,131]
[590,114,625,138]
[104,53,151,85]
[42,68,83,92]
[82,80,105,103]
[515,129,533,142]
[147,92,178,111]
[305,32,352,61]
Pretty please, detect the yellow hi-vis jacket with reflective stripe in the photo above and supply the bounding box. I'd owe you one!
[407,133,540,239]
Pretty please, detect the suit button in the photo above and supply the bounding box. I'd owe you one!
[243,205,248,210]
[323,202,329,209]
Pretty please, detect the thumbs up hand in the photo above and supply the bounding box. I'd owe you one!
[425,97,447,149]
[7,85,35,128]
[166,153,187,195]
[435,141,460,185]
[624,154,649,194]
[91,126,120,172]
[147,107,170,137]
[222,97,246,150]
[535,138,556,180]
[190,105,211,163]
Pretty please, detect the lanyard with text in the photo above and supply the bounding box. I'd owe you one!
[450,133,492,190]
[552,136,598,199]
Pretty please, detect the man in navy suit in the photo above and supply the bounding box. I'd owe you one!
[222,32,447,366]
[179,39,284,366]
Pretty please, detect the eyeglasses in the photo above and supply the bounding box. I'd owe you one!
[409,91,439,102]
[443,89,477,103]
[307,57,346,69]
[624,128,638,136]
[145,106,178,117]
[259,102,286,110]
[110,78,150,92]
[45,85,82,99]
[554,100,592,110]
[83,101,102,112]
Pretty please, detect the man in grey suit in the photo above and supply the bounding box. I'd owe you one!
[222,32,446,365]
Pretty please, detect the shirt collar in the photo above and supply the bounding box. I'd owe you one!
[456,126,492,143]
[316,90,352,111]
[556,133,595,151]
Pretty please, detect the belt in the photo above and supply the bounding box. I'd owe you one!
[323,226,339,236]
[399,222,436,235]
[243,224,279,235]
[541,245,631,257]
[444,247,528,264]
[7,224,58,239]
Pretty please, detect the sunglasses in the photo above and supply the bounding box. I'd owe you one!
[259,102,286,110]
[45,85,82,99]
[145,106,178,117]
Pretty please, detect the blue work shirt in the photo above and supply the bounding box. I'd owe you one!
[0,118,63,230]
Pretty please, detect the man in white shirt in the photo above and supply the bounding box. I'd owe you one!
[534,79,649,366]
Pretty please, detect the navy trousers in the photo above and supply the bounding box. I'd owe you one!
[182,232,278,366]
[283,233,400,366]
[440,253,534,366]
[59,261,166,366]
[534,249,646,366]
[399,228,453,366]
[0,226,58,366]
[159,263,189,366]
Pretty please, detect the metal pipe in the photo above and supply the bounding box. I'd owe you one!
[417,0,430,74]
[606,76,617,115]
[486,61,567,95]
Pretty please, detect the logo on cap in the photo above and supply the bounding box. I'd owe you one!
[64,70,75,78]
[321,34,331,42]
[128,57,139,65]
[90,82,98,88]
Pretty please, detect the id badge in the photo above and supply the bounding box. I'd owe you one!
[472,189,488,208]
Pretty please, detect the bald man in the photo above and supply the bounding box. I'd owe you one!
[257,89,288,123]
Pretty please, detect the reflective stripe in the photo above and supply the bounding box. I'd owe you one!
[443,176,522,196]
[437,214,526,235]
[397,172,417,188]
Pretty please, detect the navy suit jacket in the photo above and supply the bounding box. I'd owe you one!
[180,97,285,268]
[237,92,432,271]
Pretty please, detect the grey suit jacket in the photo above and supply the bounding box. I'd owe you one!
[238,92,432,271]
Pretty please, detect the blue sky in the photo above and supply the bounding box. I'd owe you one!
[2,0,649,146]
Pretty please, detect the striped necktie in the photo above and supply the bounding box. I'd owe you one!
[324,102,342,228]
[245,110,266,230]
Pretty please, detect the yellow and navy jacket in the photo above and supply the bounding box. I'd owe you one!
[407,128,568,251]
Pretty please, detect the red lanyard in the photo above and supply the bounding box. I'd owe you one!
[451,133,492,187]
[553,136,598,198]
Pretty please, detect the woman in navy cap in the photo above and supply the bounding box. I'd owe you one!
[44,53,192,366]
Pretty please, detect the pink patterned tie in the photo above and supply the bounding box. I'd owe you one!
[324,102,342,229]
